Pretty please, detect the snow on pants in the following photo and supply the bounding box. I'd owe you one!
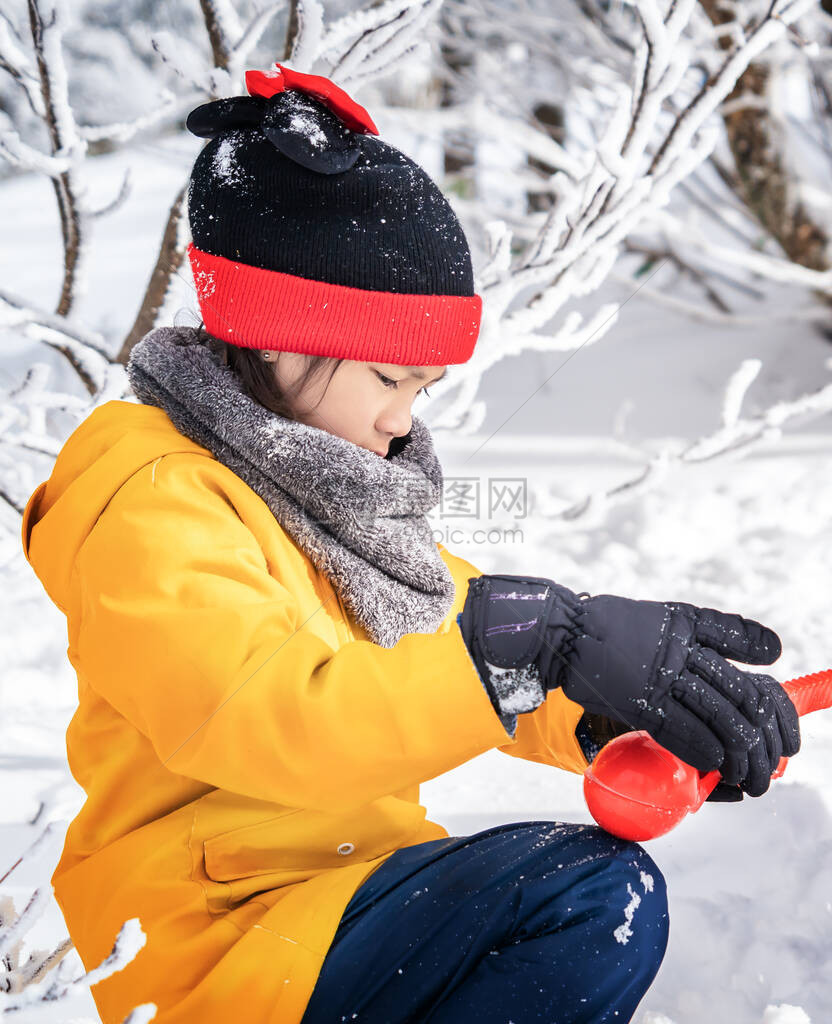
[299,820,669,1024]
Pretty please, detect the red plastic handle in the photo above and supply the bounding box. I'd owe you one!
[782,669,832,716]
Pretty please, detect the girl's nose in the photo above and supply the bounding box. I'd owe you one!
[376,399,413,439]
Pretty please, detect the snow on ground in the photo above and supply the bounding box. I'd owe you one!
[1,134,830,1022]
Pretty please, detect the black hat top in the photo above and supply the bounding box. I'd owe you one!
[186,63,380,176]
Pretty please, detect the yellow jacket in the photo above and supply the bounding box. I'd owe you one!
[21,399,590,1024]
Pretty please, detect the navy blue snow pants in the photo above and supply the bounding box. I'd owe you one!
[299,820,669,1024]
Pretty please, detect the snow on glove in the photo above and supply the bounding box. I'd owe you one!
[458,574,801,798]
[458,574,584,737]
[702,671,800,802]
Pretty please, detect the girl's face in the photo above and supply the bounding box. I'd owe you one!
[267,353,448,457]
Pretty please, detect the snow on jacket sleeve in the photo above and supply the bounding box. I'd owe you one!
[74,454,513,814]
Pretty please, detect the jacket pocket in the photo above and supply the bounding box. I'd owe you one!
[201,797,426,909]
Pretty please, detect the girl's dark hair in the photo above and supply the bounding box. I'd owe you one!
[195,324,413,459]
[196,325,343,421]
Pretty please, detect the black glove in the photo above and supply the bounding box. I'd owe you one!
[701,672,796,801]
[459,574,800,798]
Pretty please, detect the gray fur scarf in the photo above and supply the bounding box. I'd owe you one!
[125,326,456,649]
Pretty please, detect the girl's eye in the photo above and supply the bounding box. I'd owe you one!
[376,371,431,398]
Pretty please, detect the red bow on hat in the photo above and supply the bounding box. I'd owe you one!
[245,63,380,136]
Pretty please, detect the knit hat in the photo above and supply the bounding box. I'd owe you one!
[185,63,482,366]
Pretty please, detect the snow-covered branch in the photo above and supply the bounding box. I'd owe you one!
[548,369,832,526]
[199,0,244,68]
[0,129,72,175]
[79,88,181,146]
[289,0,326,71]
[428,0,832,336]
[327,0,441,85]
[0,905,154,1020]
[427,0,823,432]
[0,10,44,117]
[0,286,128,513]
[0,287,118,397]
[320,0,430,64]
[0,820,155,1021]
[15,0,86,316]
[231,4,284,65]
[609,268,832,324]
[655,207,832,288]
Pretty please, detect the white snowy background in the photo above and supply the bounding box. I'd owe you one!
[1,0,830,1021]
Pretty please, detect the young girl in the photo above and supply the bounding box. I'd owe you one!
[21,65,799,1024]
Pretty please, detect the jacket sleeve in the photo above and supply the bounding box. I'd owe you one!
[74,455,514,814]
[436,544,590,776]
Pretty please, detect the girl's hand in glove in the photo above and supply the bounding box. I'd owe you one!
[459,574,801,799]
